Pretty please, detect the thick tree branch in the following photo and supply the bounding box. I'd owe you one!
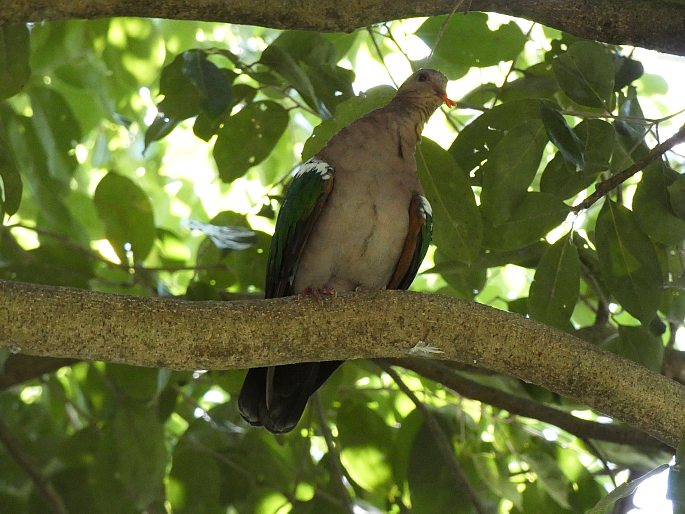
[2,1,685,57]
[1,279,685,448]
[389,358,671,451]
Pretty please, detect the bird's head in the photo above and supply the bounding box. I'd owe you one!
[395,68,457,110]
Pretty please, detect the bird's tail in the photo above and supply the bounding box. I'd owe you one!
[238,361,341,433]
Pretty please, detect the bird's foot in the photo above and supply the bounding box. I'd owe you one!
[301,286,337,297]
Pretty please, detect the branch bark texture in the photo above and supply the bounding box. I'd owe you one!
[2,0,685,57]
[1,280,684,448]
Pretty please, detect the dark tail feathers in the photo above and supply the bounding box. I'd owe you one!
[238,361,341,433]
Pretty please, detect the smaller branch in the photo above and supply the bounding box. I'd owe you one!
[390,358,671,452]
[572,123,685,212]
[313,394,355,514]
[0,418,68,514]
[365,27,398,87]
[380,363,489,514]
[0,355,77,391]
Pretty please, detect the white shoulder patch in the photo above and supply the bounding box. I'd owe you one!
[294,158,334,180]
[418,195,432,218]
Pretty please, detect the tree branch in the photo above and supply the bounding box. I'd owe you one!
[389,357,671,452]
[572,123,685,212]
[0,354,77,390]
[2,0,685,57]
[1,279,684,448]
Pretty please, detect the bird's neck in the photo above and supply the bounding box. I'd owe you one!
[385,97,436,151]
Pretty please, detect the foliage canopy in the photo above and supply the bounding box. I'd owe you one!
[0,13,684,514]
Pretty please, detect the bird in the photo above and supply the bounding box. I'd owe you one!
[238,69,455,433]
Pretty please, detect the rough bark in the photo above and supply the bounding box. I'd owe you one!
[1,279,684,448]
[2,0,685,57]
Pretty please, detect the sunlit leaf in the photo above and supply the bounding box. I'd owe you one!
[529,235,580,329]
[595,200,662,323]
[94,171,156,262]
[588,465,669,514]
[213,101,289,183]
[416,12,526,79]
[416,138,482,264]
[553,41,614,108]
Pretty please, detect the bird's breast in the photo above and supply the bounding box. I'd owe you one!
[292,163,417,293]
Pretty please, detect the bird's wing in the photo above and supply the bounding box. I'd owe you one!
[387,194,433,290]
[265,157,335,298]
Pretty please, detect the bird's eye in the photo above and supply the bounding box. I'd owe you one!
[417,72,428,82]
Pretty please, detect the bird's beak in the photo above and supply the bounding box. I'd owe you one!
[438,90,457,108]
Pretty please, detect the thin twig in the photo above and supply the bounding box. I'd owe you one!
[312,394,355,514]
[571,123,685,212]
[426,0,468,65]
[366,27,398,87]
[0,418,68,514]
[379,364,489,514]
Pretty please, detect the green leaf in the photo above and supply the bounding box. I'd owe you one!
[0,126,22,216]
[408,410,465,514]
[602,325,665,372]
[540,104,584,169]
[668,173,685,219]
[181,50,234,118]
[529,235,580,329]
[588,464,669,514]
[94,171,156,262]
[633,163,685,245]
[168,446,223,514]
[29,86,82,180]
[522,451,572,509]
[540,119,615,199]
[614,55,644,91]
[337,399,393,493]
[147,50,234,147]
[480,120,548,225]
[484,192,569,251]
[416,12,526,79]
[449,99,545,175]
[302,85,395,160]
[94,401,168,511]
[553,41,614,108]
[595,200,662,323]
[213,101,288,183]
[106,364,169,401]
[0,25,31,99]
[260,44,327,117]
[416,138,482,264]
